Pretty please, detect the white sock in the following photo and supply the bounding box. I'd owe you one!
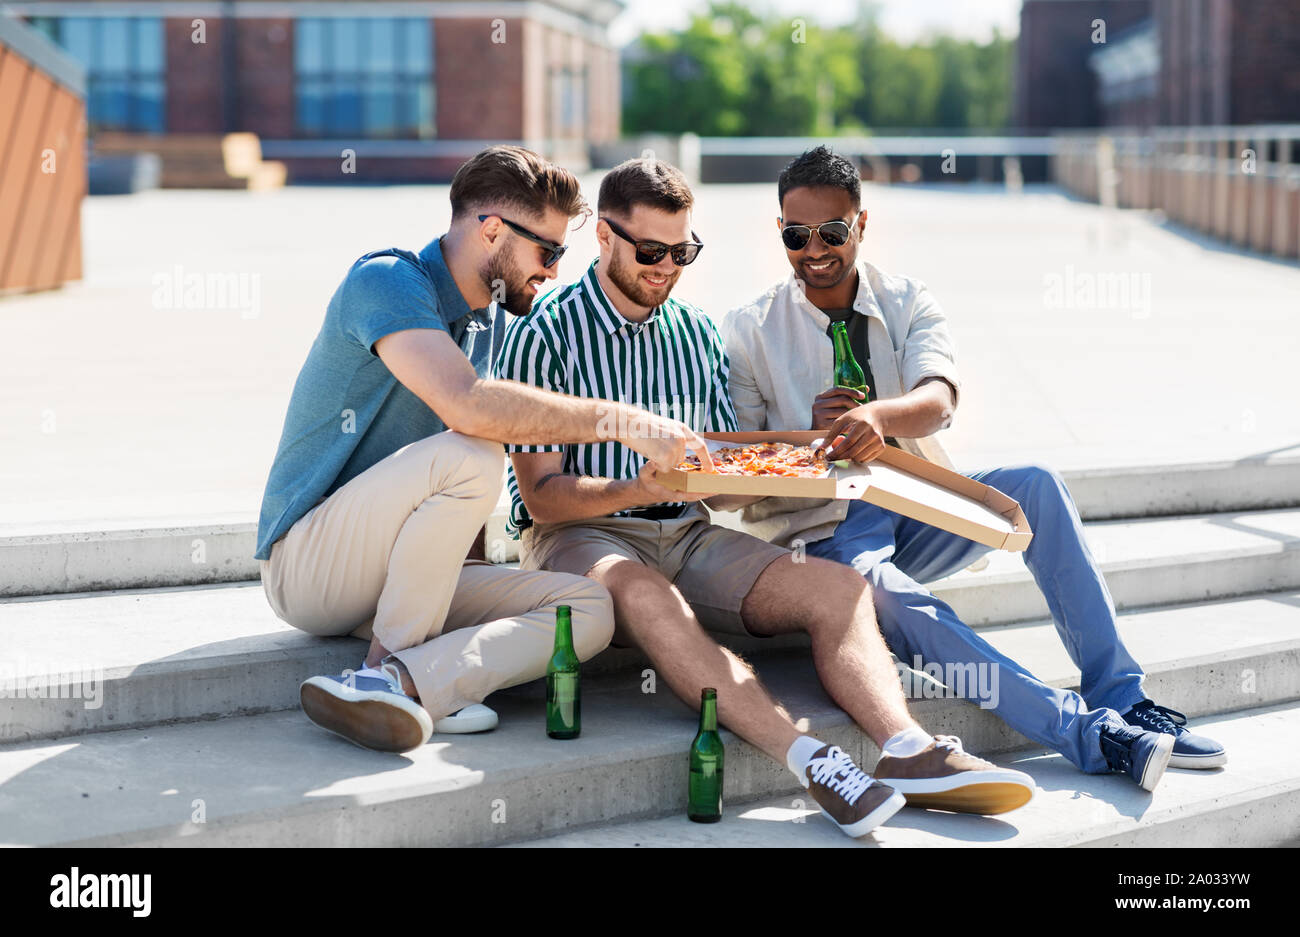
[785,735,828,788]
[883,726,934,759]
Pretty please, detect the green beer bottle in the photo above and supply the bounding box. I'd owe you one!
[687,687,724,822]
[831,320,870,402]
[546,605,580,739]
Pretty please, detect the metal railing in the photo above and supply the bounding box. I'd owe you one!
[1053,126,1300,260]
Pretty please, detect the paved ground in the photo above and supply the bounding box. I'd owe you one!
[3,180,1298,529]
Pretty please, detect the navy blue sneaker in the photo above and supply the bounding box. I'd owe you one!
[1098,723,1174,792]
[300,664,432,753]
[1122,700,1227,769]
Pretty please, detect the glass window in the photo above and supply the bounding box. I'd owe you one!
[297,81,324,134]
[38,17,165,132]
[135,19,164,73]
[296,19,325,75]
[331,18,360,73]
[402,21,432,74]
[293,17,435,139]
[59,17,97,66]
[368,19,398,74]
[100,18,130,72]
[549,68,587,138]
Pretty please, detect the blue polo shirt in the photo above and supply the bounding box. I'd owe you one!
[254,236,502,561]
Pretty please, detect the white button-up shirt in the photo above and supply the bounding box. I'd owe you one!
[721,257,961,549]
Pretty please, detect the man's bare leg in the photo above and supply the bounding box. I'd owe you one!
[743,555,1037,814]
[590,557,800,762]
[740,555,918,746]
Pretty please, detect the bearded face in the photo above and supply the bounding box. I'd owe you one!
[604,244,680,309]
[482,242,552,317]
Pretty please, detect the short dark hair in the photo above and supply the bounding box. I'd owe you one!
[778,146,861,210]
[598,157,694,217]
[450,145,589,223]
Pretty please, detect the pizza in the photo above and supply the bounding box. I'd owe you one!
[676,442,830,478]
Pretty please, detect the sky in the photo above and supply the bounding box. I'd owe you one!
[608,0,1023,46]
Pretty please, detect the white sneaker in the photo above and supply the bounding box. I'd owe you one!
[434,703,499,734]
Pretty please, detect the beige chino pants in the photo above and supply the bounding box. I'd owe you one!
[259,431,614,721]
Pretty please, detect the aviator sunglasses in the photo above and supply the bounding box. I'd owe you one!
[479,214,567,268]
[601,217,704,266]
[780,219,854,252]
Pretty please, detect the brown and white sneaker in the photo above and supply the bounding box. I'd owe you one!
[872,735,1035,815]
[804,744,907,837]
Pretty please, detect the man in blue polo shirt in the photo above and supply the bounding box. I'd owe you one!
[256,146,713,753]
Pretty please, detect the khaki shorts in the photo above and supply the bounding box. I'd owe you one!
[520,506,790,637]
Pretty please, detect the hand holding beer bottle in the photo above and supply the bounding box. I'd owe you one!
[812,321,870,430]
[832,320,870,401]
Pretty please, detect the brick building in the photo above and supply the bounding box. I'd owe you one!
[1015,0,1152,129]
[9,0,624,181]
[1017,0,1300,129]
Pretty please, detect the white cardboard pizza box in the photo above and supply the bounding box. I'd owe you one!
[656,431,1032,553]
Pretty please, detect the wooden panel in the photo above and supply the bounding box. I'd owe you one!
[7,85,75,291]
[0,67,55,290]
[0,47,31,169]
[0,33,85,293]
[27,87,84,291]
[0,49,32,263]
[31,94,85,290]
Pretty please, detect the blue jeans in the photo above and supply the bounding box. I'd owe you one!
[804,463,1147,773]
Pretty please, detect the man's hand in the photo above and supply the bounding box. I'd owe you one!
[823,403,888,463]
[617,411,715,473]
[811,386,868,430]
[631,462,708,507]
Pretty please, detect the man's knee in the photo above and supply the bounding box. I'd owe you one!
[794,557,874,630]
[554,575,616,661]
[591,558,697,643]
[436,431,505,500]
[1002,461,1065,495]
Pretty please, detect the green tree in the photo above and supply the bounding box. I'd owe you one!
[621,2,1012,135]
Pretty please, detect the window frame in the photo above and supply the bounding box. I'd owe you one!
[293,16,436,140]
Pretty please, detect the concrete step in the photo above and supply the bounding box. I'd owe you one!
[1057,454,1300,522]
[0,583,365,742]
[3,546,1296,743]
[0,494,517,599]
[0,516,261,600]
[508,702,1300,848]
[5,458,1298,598]
[928,507,1300,627]
[2,650,1294,848]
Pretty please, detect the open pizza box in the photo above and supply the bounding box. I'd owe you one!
[656,431,1033,553]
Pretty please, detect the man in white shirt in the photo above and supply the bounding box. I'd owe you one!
[722,146,1225,792]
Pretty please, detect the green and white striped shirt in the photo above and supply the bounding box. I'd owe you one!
[493,260,738,535]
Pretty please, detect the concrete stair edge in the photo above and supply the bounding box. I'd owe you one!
[504,702,1300,849]
[5,502,1299,603]
[3,586,1298,752]
[4,456,1299,598]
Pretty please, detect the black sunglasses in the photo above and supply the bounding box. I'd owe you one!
[479,213,567,268]
[601,217,704,266]
[780,219,853,252]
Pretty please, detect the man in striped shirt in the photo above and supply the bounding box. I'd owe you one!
[496,158,1033,838]
[258,146,715,756]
